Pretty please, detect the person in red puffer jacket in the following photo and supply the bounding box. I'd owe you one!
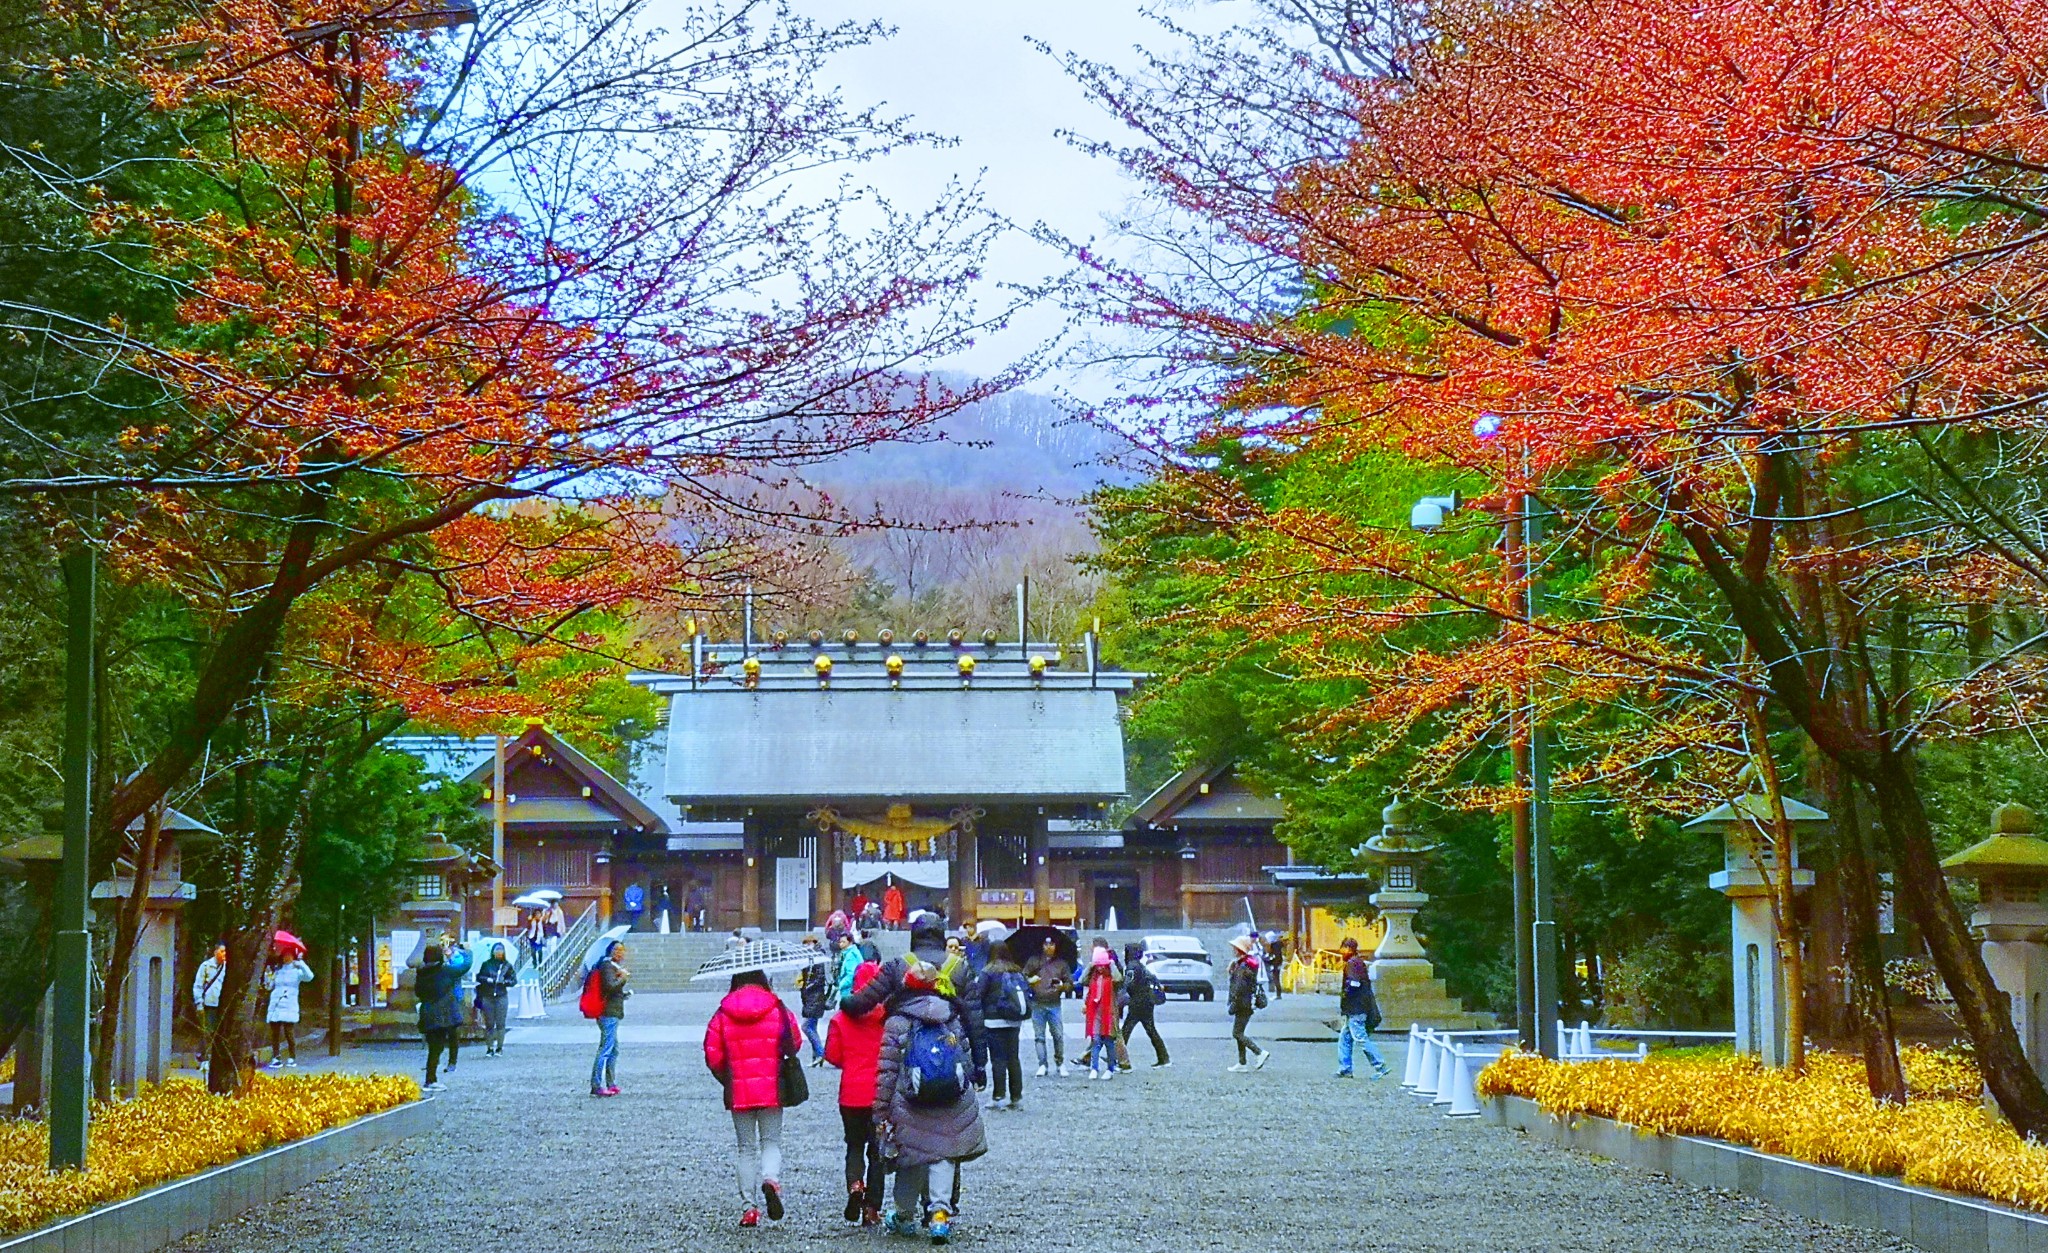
[825,960,887,1227]
[705,971,800,1228]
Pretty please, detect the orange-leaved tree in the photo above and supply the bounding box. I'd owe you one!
[1080,0,2048,1129]
[4,0,1010,1082]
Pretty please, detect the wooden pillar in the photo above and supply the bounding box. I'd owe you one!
[815,830,839,922]
[741,824,762,929]
[952,827,978,926]
[596,847,614,927]
[1178,841,1196,929]
[1030,815,1052,924]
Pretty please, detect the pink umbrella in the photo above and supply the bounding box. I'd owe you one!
[273,930,306,959]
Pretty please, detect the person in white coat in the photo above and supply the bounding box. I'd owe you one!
[191,941,227,1067]
[263,952,315,1068]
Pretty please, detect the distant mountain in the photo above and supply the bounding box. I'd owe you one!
[811,385,1137,505]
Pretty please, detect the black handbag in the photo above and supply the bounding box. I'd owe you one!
[778,1017,810,1107]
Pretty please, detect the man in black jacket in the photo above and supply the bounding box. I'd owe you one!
[1334,937,1390,1078]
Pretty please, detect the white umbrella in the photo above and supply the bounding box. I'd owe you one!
[511,893,551,910]
[691,938,825,983]
[974,919,1010,941]
[580,924,632,975]
[528,888,565,903]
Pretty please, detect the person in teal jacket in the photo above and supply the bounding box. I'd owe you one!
[830,924,862,1000]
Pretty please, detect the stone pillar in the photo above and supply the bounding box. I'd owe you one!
[1358,799,1484,1030]
[1030,815,1052,924]
[1705,803,1818,1068]
[1942,802,2048,1081]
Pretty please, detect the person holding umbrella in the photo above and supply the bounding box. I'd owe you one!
[588,938,630,1096]
[262,933,314,1069]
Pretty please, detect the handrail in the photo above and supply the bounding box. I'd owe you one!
[538,902,599,997]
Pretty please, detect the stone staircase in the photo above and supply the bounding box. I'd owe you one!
[613,930,913,993]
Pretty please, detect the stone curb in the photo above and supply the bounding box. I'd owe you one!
[1,1095,441,1253]
[1485,1093,2048,1252]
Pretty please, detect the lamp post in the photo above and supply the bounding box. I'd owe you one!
[1412,420,1556,1057]
[51,550,94,1169]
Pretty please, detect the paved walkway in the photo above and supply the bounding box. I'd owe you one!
[175,992,1911,1252]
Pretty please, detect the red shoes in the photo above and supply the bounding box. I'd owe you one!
[739,1207,760,1228]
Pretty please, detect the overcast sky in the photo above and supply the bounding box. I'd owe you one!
[770,1,1252,390]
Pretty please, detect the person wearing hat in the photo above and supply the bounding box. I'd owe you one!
[262,942,316,1069]
[1335,937,1391,1078]
[1226,934,1270,1072]
[874,958,987,1242]
[978,939,1030,1109]
[826,959,889,1227]
[1081,947,1121,1079]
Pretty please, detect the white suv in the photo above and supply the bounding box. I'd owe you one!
[1140,934,1216,1001]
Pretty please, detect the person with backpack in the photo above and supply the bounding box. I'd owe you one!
[584,940,630,1097]
[875,959,987,1244]
[1226,934,1270,1072]
[1119,942,1171,1069]
[977,940,1029,1109]
[839,917,985,1078]
[474,943,517,1057]
[414,943,467,1090]
[704,970,802,1229]
[825,960,888,1228]
[797,934,832,1065]
[1334,936,1392,1078]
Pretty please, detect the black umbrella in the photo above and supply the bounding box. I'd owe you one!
[1002,924,1078,969]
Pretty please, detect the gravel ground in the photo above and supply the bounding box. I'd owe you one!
[173,992,1912,1253]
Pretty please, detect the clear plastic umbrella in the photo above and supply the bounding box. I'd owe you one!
[691,937,826,983]
[511,893,551,909]
[528,888,565,903]
[580,924,632,975]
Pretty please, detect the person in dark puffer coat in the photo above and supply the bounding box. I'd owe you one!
[415,943,470,1090]
[875,960,987,1244]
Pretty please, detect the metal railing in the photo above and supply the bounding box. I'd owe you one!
[537,902,599,998]
[1403,1022,1740,1118]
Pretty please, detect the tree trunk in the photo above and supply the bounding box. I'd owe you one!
[1868,750,2048,1134]
[94,806,164,1101]
[207,911,278,1095]
[1823,764,1907,1103]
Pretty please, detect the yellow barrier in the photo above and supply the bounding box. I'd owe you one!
[1283,949,1347,995]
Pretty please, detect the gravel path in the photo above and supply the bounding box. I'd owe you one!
[173,992,1912,1253]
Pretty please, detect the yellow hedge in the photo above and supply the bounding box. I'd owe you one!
[0,1072,418,1237]
[1477,1047,2048,1212]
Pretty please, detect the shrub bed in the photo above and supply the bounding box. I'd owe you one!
[1476,1047,2048,1211]
[0,1072,418,1237]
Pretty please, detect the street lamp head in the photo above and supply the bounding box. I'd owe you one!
[1409,492,1462,531]
[1473,412,1504,440]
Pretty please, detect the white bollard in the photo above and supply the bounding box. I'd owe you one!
[1413,1031,1441,1097]
[1402,1023,1424,1087]
[1431,1035,1458,1105]
[1445,1047,1482,1117]
[1578,1021,1594,1054]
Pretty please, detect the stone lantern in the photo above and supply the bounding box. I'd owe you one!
[1353,798,1485,1029]
[1941,802,2048,1079]
[1684,792,1825,1066]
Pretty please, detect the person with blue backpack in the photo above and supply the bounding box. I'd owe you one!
[875,959,987,1244]
[978,939,1030,1109]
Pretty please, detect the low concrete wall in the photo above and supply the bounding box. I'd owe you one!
[1,1095,441,1253]
[1485,1093,2048,1252]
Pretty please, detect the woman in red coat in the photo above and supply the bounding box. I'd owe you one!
[705,971,800,1228]
[824,960,887,1226]
[1082,948,1121,1079]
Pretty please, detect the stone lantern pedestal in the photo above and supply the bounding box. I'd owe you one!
[1356,799,1488,1030]
[1686,793,1825,1067]
[1942,803,2048,1081]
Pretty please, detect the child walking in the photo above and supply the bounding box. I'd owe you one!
[825,960,888,1227]
[875,960,987,1244]
[705,970,801,1228]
